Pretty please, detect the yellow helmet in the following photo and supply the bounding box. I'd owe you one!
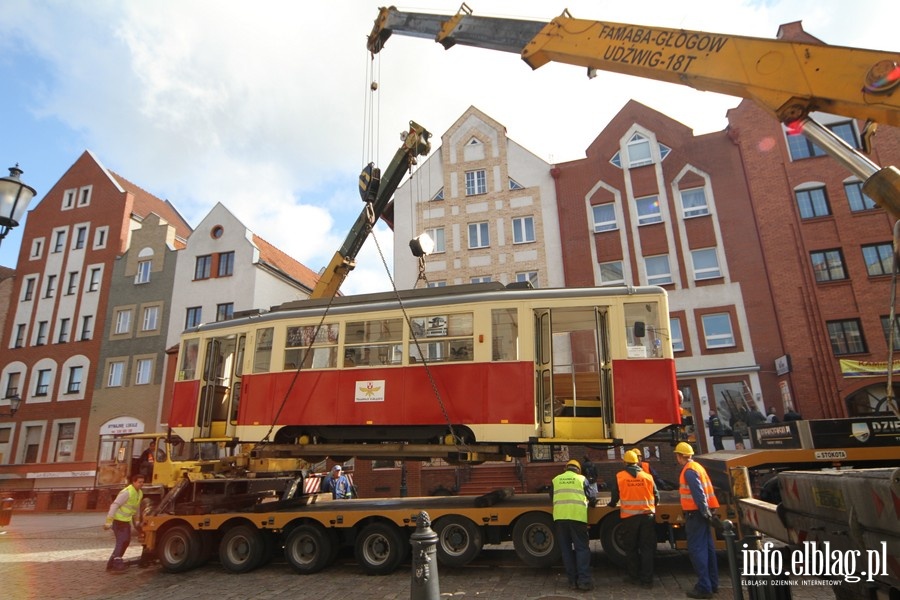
[623,450,639,464]
[631,448,643,459]
[674,442,695,456]
[566,459,582,473]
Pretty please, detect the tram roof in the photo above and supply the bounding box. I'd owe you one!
[183,282,667,335]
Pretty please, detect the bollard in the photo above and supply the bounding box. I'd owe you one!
[410,510,440,600]
[721,520,743,600]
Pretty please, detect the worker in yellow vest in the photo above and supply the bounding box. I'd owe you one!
[608,450,659,588]
[104,473,145,572]
[551,459,595,591]
[674,442,720,599]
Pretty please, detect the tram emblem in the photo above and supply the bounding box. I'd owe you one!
[355,380,386,403]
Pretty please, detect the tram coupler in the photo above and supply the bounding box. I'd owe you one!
[410,511,440,600]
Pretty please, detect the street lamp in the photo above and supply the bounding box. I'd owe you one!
[1,395,21,417]
[0,164,37,245]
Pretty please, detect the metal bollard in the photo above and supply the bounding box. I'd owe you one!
[410,510,440,600]
[721,520,743,600]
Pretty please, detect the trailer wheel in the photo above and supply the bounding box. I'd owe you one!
[284,524,335,574]
[512,513,559,567]
[157,524,202,573]
[354,522,407,575]
[433,515,483,567]
[219,524,266,573]
[598,512,628,568]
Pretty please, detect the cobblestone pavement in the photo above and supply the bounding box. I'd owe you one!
[0,513,839,600]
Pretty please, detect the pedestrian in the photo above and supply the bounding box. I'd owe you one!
[607,450,658,588]
[581,454,599,496]
[766,406,779,423]
[138,440,156,478]
[783,407,802,422]
[320,464,353,499]
[674,442,720,599]
[551,459,595,591]
[104,473,145,572]
[732,427,745,450]
[707,410,725,451]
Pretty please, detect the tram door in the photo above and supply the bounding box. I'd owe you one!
[535,307,611,441]
[197,334,243,438]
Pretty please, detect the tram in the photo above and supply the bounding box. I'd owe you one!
[168,282,680,452]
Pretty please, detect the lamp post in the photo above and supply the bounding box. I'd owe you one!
[1,395,21,417]
[0,164,37,246]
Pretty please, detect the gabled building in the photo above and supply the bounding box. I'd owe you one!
[392,106,564,289]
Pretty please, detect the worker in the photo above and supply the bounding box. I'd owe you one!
[551,459,595,591]
[674,442,720,599]
[138,440,156,478]
[607,450,658,588]
[104,473,145,572]
[320,464,353,499]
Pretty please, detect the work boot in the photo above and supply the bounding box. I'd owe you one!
[686,588,713,599]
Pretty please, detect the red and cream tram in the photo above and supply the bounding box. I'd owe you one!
[168,283,680,453]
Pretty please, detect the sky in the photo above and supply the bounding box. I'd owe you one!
[0,0,896,294]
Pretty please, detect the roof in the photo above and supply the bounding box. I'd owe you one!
[251,233,320,291]
[109,171,193,242]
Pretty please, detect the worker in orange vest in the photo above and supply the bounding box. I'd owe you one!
[607,450,658,588]
[674,442,720,599]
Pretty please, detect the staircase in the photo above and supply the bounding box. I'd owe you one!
[456,464,525,496]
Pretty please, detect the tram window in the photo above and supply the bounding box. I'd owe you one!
[625,302,663,358]
[253,327,273,373]
[284,323,338,370]
[344,344,402,366]
[346,318,403,344]
[492,309,518,361]
[409,313,474,363]
[179,338,199,380]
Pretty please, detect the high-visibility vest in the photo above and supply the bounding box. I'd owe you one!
[113,484,143,522]
[640,461,651,474]
[679,461,720,511]
[552,471,588,522]
[616,470,655,518]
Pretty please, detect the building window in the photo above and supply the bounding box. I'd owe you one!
[80,315,93,341]
[142,306,159,332]
[845,181,877,212]
[58,318,70,343]
[509,178,524,190]
[827,319,866,355]
[516,271,539,287]
[645,255,673,285]
[62,190,76,209]
[22,425,43,463]
[107,361,125,387]
[796,187,831,219]
[93,227,108,249]
[465,170,487,196]
[88,268,101,292]
[194,255,212,280]
[881,316,900,352]
[135,260,151,284]
[4,372,20,398]
[35,369,51,396]
[30,238,43,259]
[599,261,624,286]
[53,230,66,253]
[810,249,847,282]
[54,423,76,462]
[114,309,132,335]
[35,321,48,346]
[135,359,152,385]
[217,251,235,277]
[66,271,78,295]
[185,307,202,329]
[66,366,83,394]
[470,276,492,283]
[426,281,446,288]
[468,222,490,249]
[44,275,57,298]
[592,204,617,232]
[691,248,722,280]
[13,324,25,348]
[425,228,445,253]
[701,313,735,349]
[636,196,662,225]
[216,303,234,322]
[626,133,652,167]
[787,121,857,160]
[680,188,709,218]
[78,186,91,206]
[431,188,444,201]
[670,318,685,352]
[512,216,535,244]
[862,243,893,277]
[22,276,36,301]
[74,226,87,250]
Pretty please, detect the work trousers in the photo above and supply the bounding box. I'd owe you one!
[620,513,656,583]
[685,512,719,593]
[554,519,592,587]
[108,520,132,567]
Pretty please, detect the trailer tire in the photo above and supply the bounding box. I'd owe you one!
[284,524,335,574]
[512,513,559,568]
[598,512,628,568]
[157,524,203,573]
[354,522,407,575]
[219,524,266,573]
[433,515,483,567]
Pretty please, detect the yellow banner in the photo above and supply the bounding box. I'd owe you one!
[839,359,900,377]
